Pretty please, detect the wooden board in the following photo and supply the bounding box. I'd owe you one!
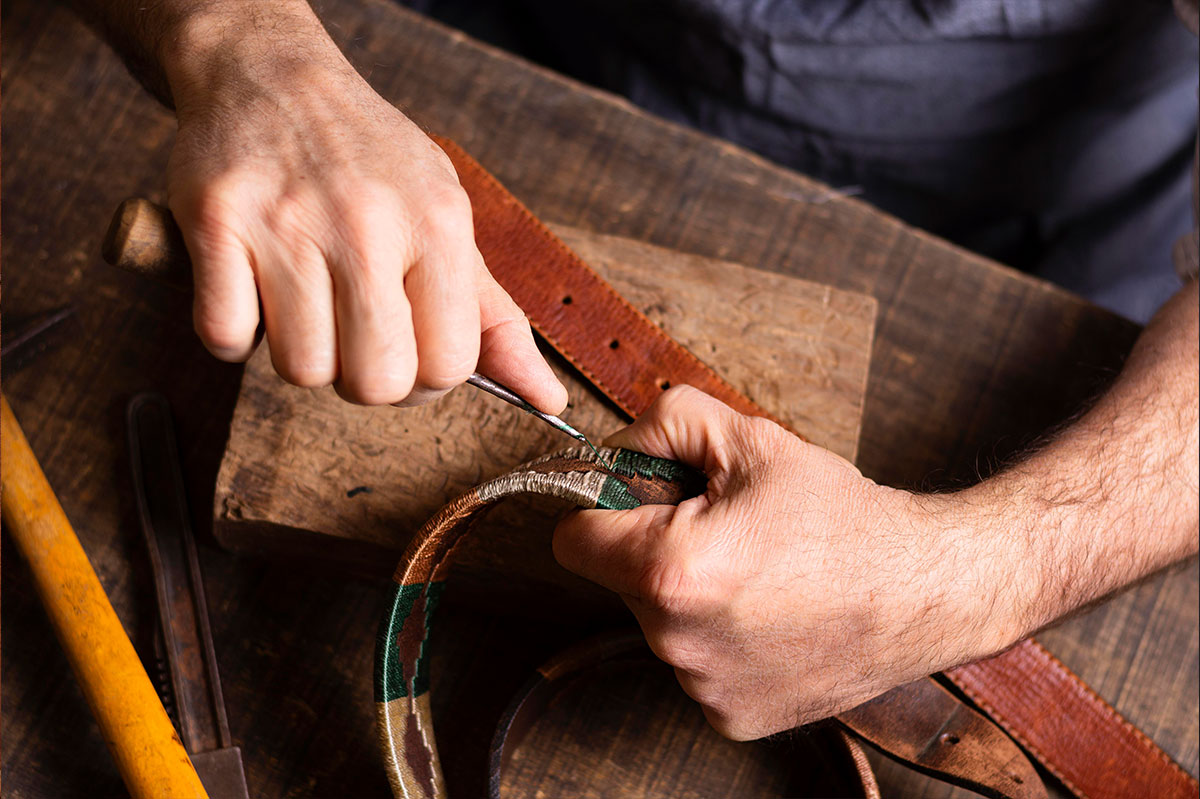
[213,225,876,599]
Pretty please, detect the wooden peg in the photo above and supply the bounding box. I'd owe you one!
[102,198,193,290]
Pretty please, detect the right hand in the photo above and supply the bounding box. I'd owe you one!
[158,2,567,411]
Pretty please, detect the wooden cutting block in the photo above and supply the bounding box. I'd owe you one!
[214,225,876,611]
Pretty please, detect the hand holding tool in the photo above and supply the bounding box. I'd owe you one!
[1,395,209,799]
[102,198,607,455]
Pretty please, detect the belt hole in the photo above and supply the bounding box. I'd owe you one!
[658,380,671,391]
[939,734,960,746]
[561,295,573,305]
[609,339,619,350]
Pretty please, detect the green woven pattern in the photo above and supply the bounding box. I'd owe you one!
[597,449,706,510]
[375,581,445,703]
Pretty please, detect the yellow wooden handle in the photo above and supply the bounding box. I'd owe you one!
[1,395,209,799]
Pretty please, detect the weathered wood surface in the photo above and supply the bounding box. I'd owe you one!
[214,225,876,586]
[1,0,1195,798]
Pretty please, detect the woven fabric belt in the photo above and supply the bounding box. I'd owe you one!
[403,137,1197,799]
[374,448,705,798]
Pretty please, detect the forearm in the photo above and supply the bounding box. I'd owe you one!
[63,0,343,110]
[956,279,1199,648]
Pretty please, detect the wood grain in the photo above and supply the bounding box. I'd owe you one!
[1,1,1194,797]
[213,225,876,587]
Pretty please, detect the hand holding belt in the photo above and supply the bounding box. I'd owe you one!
[427,136,1197,799]
[376,446,1046,799]
[375,447,706,798]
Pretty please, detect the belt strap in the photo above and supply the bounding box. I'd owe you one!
[947,640,1199,799]
[431,135,784,427]
[433,137,1198,799]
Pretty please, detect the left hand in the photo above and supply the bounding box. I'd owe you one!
[554,386,1025,739]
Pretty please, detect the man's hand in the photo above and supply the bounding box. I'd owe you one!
[555,279,1198,742]
[554,386,1020,739]
[77,0,567,410]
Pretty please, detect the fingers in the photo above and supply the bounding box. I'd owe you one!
[178,200,260,363]
[174,145,552,405]
[388,198,481,407]
[256,245,340,388]
[327,197,419,405]
[476,274,568,415]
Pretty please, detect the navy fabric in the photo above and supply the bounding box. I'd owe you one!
[403,1,1198,323]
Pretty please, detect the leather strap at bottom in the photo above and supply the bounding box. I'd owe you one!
[947,639,1200,799]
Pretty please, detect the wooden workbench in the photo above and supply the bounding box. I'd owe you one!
[2,0,1195,796]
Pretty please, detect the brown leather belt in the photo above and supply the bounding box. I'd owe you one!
[420,136,1199,799]
[430,135,788,430]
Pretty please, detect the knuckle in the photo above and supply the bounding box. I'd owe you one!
[267,188,324,241]
[336,365,416,406]
[646,630,705,672]
[336,177,393,212]
[417,361,474,393]
[272,352,335,389]
[637,556,698,613]
[743,414,779,437]
[702,705,759,742]
[656,384,705,417]
[739,415,785,451]
[193,311,250,356]
[176,176,246,241]
[417,340,479,393]
[419,184,474,243]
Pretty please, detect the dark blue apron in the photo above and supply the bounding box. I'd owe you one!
[404,0,1198,322]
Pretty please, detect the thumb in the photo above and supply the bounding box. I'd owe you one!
[476,271,568,415]
[605,385,743,471]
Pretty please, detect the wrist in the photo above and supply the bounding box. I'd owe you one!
[910,487,1041,664]
[157,1,351,115]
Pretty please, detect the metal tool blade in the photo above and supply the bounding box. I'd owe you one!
[127,392,250,799]
[1,305,75,379]
[466,372,613,467]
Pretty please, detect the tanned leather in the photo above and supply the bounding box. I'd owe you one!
[948,640,1199,799]
[431,135,790,429]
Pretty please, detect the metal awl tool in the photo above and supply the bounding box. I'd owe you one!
[466,372,612,466]
[127,393,250,799]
